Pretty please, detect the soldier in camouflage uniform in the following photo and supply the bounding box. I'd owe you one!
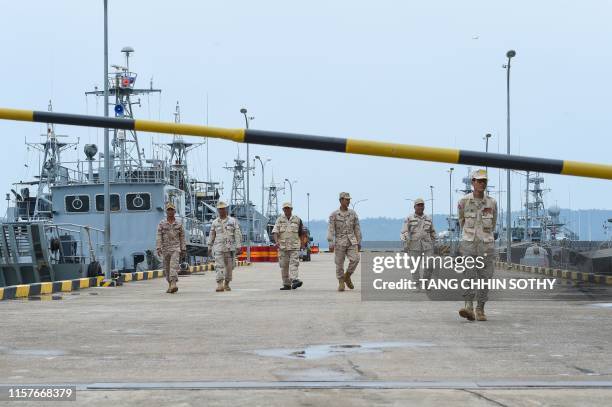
[156,202,186,294]
[457,169,497,321]
[272,202,305,290]
[207,201,242,292]
[327,192,362,292]
[400,198,436,284]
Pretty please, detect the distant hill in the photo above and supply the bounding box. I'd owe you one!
[307,209,612,248]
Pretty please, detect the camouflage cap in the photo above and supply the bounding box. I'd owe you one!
[471,169,488,180]
[165,202,176,210]
[216,201,228,209]
[414,198,425,205]
[339,192,351,200]
[282,202,293,209]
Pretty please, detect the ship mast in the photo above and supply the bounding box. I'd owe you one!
[85,47,162,180]
[225,158,249,220]
[166,101,204,218]
[265,174,284,223]
[27,101,77,219]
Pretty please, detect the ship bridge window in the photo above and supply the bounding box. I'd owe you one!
[126,193,151,211]
[65,195,90,213]
[95,194,121,212]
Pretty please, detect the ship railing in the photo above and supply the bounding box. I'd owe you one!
[110,169,167,184]
[0,223,39,264]
[16,216,52,223]
[0,221,103,266]
[51,160,169,185]
[108,71,138,90]
[44,223,105,265]
[184,217,207,245]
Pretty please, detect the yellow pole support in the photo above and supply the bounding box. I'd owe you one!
[0,107,34,122]
[346,139,460,163]
[134,120,245,143]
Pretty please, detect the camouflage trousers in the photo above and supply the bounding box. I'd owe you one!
[279,249,299,285]
[162,251,180,283]
[214,251,235,282]
[459,240,495,303]
[335,244,360,279]
[406,249,434,282]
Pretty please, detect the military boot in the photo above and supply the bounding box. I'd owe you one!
[216,280,225,292]
[343,272,354,290]
[224,280,232,291]
[169,280,178,294]
[338,279,345,292]
[458,301,475,321]
[475,302,487,321]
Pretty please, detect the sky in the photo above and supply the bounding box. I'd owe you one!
[0,0,611,221]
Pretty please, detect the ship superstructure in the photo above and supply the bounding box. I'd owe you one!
[1,48,221,287]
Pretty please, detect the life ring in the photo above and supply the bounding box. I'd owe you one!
[72,197,83,210]
[132,194,144,208]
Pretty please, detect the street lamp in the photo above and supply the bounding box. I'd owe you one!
[254,155,270,216]
[484,132,492,171]
[503,50,516,263]
[284,179,297,203]
[254,155,270,242]
[484,133,492,193]
[484,133,492,153]
[351,199,367,210]
[241,107,255,261]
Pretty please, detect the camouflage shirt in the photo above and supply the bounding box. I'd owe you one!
[327,208,362,247]
[156,218,186,253]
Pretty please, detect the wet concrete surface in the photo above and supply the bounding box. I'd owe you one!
[1,253,612,405]
[252,341,433,360]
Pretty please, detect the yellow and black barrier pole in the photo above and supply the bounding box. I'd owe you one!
[1,107,611,180]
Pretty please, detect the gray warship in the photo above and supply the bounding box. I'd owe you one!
[0,48,231,287]
[491,171,611,274]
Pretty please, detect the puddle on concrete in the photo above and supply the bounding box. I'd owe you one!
[13,294,63,301]
[589,303,612,308]
[253,341,433,360]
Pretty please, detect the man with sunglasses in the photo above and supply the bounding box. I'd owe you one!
[457,169,497,321]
